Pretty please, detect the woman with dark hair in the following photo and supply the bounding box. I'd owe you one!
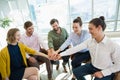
[0,28,48,80]
[56,17,91,80]
[51,16,120,80]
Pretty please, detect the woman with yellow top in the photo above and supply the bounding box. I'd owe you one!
[0,28,48,80]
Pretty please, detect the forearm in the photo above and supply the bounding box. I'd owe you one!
[50,48,55,53]
[48,48,56,56]
[56,48,61,53]
[35,52,48,58]
[60,42,87,56]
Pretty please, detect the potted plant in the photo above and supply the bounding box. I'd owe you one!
[0,17,12,28]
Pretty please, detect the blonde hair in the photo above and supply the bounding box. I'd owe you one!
[6,28,19,43]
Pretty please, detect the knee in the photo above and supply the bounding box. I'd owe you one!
[73,67,83,77]
[28,57,37,63]
[32,67,39,75]
[28,75,38,80]
[71,60,76,68]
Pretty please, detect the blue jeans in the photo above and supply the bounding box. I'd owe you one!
[71,51,90,69]
[73,63,114,80]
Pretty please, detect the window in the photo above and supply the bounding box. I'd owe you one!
[1,0,118,35]
[105,22,115,31]
[117,21,120,31]
[94,0,117,21]
[28,0,70,35]
[70,0,92,22]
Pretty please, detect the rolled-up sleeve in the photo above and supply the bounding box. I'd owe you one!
[48,32,54,49]
[60,35,72,51]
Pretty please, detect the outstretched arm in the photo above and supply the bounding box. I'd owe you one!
[35,51,48,58]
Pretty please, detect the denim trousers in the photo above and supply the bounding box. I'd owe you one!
[71,51,90,69]
[73,63,114,80]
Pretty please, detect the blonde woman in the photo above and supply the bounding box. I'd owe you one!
[0,28,48,80]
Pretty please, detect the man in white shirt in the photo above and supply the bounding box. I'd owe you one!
[51,16,120,80]
[20,21,53,80]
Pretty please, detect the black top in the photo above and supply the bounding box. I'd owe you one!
[7,43,26,80]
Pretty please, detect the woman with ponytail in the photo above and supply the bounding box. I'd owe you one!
[56,17,91,80]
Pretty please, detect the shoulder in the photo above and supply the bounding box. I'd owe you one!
[61,27,67,31]
[33,32,38,36]
[106,37,119,46]
[82,30,89,34]
[20,33,28,41]
[21,33,26,38]
[106,37,120,52]
[18,42,26,48]
[69,32,75,36]
[82,30,90,37]
[48,30,54,35]
[61,28,68,34]
[0,46,8,56]
[32,32,39,37]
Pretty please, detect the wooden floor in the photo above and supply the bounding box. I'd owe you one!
[39,60,92,80]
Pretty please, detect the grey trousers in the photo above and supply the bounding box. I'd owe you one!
[27,55,53,78]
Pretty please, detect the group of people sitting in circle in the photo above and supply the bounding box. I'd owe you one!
[0,16,120,80]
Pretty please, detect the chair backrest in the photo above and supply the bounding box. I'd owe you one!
[114,72,120,80]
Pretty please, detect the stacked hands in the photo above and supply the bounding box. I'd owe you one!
[48,51,61,60]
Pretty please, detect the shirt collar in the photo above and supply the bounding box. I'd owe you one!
[101,36,107,44]
[93,36,107,44]
[53,27,61,32]
[24,33,34,37]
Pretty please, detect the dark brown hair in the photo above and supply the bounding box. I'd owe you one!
[24,21,33,29]
[50,19,59,25]
[6,28,19,43]
[89,16,106,31]
[73,17,82,26]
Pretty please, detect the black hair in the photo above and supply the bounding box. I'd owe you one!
[89,16,106,31]
[73,17,82,26]
[50,18,59,25]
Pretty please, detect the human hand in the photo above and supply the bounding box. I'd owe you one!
[93,71,104,78]
[55,49,61,53]
[49,53,57,60]
[5,77,9,80]
[49,53,61,60]
[48,52,52,58]
[56,54,61,60]
[48,50,58,59]
[28,57,37,63]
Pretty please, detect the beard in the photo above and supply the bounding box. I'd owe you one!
[53,27,59,32]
